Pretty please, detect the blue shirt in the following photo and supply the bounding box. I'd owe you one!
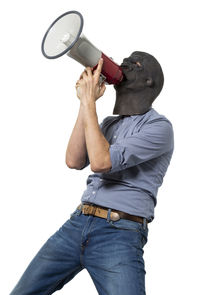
[80,107,174,222]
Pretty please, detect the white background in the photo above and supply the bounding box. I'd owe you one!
[1,0,199,294]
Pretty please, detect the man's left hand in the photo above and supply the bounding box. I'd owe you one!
[75,58,106,104]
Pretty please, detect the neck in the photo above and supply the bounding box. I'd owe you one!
[113,90,151,115]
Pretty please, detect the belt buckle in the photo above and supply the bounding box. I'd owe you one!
[110,211,120,221]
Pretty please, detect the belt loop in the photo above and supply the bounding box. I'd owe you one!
[77,203,83,216]
[106,208,111,222]
[142,218,147,230]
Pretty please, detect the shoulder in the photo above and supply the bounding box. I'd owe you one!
[100,115,119,128]
[140,108,174,131]
[137,108,174,151]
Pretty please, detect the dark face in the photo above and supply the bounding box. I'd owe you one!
[114,51,153,93]
[112,51,164,115]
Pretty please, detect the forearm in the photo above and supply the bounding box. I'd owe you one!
[82,101,111,172]
[72,57,110,172]
[65,104,87,169]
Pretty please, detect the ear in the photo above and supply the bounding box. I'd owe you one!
[146,78,154,87]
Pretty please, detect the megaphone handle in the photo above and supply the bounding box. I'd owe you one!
[92,65,107,84]
[99,73,106,84]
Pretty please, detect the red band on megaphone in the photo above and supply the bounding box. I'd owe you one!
[92,53,124,85]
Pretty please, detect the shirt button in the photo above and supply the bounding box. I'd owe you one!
[114,135,117,138]
[100,179,103,181]
[92,191,96,194]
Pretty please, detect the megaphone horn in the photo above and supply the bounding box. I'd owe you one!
[41,10,124,85]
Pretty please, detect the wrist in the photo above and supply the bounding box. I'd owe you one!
[80,99,96,108]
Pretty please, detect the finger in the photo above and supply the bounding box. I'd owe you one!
[85,67,92,78]
[75,78,83,88]
[79,72,84,79]
[100,83,106,95]
[76,79,81,86]
[94,58,103,79]
[81,71,88,80]
[97,58,104,71]
[79,68,88,80]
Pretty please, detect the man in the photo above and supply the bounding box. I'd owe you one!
[10,52,174,295]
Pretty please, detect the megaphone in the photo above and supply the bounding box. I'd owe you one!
[41,10,124,85]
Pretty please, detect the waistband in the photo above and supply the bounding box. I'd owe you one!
[76,202,149,228]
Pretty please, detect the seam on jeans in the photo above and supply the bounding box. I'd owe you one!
[44,265,82,295]
[85,216,98,245]
[137,261,146,295]
[80,214,93,267]
[79,215,98,268]
[136,233,146,295]
[137,265,146,295]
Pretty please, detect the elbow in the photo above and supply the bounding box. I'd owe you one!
[65,158,73,168]
[65,160,81,170]
[91,164,112,173]
[65,155,78,169]
[91,158,112,173]
[66,162,76,169]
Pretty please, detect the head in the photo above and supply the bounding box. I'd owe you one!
[113,51,164,115]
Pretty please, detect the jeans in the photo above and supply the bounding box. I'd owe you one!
[10,204,149,295]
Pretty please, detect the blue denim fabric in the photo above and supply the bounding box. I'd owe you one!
[10,205,148,295]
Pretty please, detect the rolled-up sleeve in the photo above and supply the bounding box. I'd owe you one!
[108,119,174,173]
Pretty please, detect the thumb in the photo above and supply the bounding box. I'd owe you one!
[99,83,106,96]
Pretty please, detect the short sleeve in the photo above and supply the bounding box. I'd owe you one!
[79,121,104,170]
[108,119,174,174]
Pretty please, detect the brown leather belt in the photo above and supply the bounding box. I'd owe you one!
[77,203,148,225]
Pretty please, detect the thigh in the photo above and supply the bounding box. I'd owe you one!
[10,212,84,295]
[85,217,148,295]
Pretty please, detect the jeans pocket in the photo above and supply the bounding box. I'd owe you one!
[108,218,143,232]
[70,208,81,219]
